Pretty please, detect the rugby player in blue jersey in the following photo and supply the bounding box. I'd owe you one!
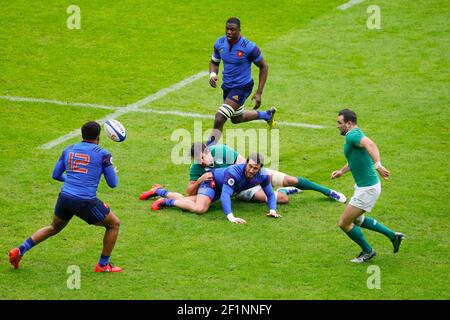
[207,17,276,146]
[149,153,280,224]
[9,121,122,272]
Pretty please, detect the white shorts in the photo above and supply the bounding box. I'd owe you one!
[264,168,286,189]
[235,185,262,201]
[349,182,381,212]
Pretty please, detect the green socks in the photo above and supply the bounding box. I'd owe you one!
[345,225,373,253]
[360,217,396,241]
[296,177,330,196]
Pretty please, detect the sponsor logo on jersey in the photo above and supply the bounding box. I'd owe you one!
[227,178,235,186]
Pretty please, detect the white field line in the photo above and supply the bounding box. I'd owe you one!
[337,0,365,10]
[0,95,118,111]
[0,91,326,148]
[0,94,326,128]
[1,70,329,150]
[37,71,209,149]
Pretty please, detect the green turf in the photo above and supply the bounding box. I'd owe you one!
[0,0,449,299]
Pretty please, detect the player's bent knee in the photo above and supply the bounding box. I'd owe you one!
[218,104,234,120]
[195,206,209,214]
[276,193,289,204]
[230,116,242,124]
[338,217,351,230]
[104,212,120,229]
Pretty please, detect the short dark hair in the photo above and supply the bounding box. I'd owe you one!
[226,17,240,29]
[338,109,357,124]
[246,153,264,167]
[81,121,101,140]
[191,142,207,161]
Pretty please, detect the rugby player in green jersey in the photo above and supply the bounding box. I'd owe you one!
[332,109,404,263]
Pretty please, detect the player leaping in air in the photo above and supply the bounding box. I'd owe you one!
[147,153,280,224]
[206,17,276,146]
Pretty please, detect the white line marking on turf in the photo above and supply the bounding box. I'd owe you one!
[0,95,119,111]
[1,71,325,150]
[337,0,365,10]
[38,71,209,149]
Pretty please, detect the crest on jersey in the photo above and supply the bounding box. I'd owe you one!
[227,178,235,186]
[232,95,239,101]
[237,50,244,58]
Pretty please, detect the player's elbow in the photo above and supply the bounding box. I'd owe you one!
[107,178,118,188]
[52,171,64,182]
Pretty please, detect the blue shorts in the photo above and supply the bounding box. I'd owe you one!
[222,82,254,107]
[54,193,110,225]
[197,181,221,202]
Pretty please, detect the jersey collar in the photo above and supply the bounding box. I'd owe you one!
[227,35,242,50]
[82,139,97,144]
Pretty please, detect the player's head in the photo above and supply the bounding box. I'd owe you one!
[245,153,264,179]
[81,121,101,142]
[225,17,241,42]
[337,109,357,135]
[191,142,213,167]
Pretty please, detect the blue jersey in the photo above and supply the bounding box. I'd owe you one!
[52,141,118,200]
[212,163,276,215]
[212,35,263,89]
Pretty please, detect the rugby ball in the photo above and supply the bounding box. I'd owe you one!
[104,120,126,142]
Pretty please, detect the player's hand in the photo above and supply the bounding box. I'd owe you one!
[251,92,262,109]
[230,217,246,224]
[200,172,213,182]
[377,166,390,180]
[331,170,342,179]
[209,73,218,88]
[266,210,282,218]
[227,213,247,224]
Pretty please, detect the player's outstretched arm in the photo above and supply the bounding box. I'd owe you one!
[360,137,390,179]
[262,182,281,218]
[221,184,246,224]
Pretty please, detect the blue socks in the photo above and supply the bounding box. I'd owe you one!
[156,188,169,198]
[99,254,110,267]
[19,237,36,256]
[257,111,271,121]
[164,199,175,207]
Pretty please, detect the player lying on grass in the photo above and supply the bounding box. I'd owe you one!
[140,142,346,204]
[8,121,122,272]
[332,109,404,263]
[147,153,280,224]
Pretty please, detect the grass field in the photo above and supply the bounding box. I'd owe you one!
[0,0,449,300]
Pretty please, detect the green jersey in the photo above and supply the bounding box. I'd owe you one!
[189,144,239,181]
[344,128,379,187]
